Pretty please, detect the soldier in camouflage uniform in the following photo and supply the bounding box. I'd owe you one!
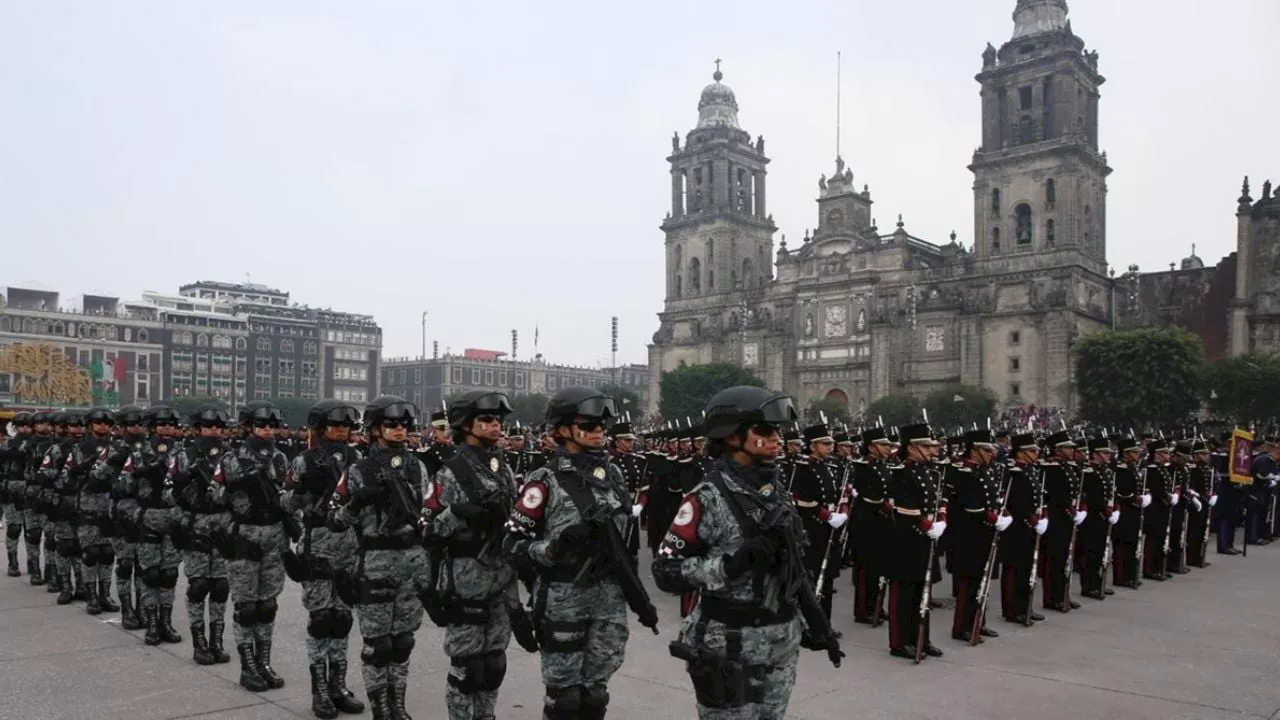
[329,395,433,720]
[425,391,521,720]
[105,406,149,629]
[1,412,33,577]
[130,406,186,641]
[284,399,364,718]
[77,407,125,615]
[503,387,644,720]
[652,386,842,719]
[215,400,292,692]
[171,406,232,651]
[24,412,56,587]
[46,410,90,604]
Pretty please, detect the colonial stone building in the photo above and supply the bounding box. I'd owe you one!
[649,0,1115,414]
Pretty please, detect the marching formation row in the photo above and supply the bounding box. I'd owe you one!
[2,389,1277,720]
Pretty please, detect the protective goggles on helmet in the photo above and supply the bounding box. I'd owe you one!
[575,396,618,420]
[320,406,361,426]
[247,406,285,425]
[87,410,115,424]
[757,396,798,426]
[473,393,514,416]
[380,403,419,423]
[193,409,231,426]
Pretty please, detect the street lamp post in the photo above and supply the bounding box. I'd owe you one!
[421,311,428,360]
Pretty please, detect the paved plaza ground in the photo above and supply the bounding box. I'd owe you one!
[0,529,1277,720]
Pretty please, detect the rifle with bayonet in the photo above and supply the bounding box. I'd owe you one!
[575,502,660,635]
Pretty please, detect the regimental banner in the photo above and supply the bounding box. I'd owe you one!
[1229,428,1255,486]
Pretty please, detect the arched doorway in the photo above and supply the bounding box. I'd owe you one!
[824,388,849,406]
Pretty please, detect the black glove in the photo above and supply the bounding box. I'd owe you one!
[550,522,593,558]
[824,638,846,668]
[450,503,488,520]
[108,448,132,469]
[723,535,777,580]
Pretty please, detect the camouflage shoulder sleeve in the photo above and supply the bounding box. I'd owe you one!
[502,467,556,565]
[651,482,727,594]
[425,464,461,536]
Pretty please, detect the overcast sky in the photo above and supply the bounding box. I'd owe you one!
[2,1,1276,367]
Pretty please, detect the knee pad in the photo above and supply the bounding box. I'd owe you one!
[159,567,179,589]
[580,684,609,715]
[234,602,259,627]
[256,597,278,624]
[209,577,230,603]
[479,651,507,692]
[186,577,211,603]
[331,610,354,639]
[100,547,115,566]
[115,560,134,581]
[7,525,21,541]
[362,635,393,667]
[448,655,487,695]
[140,566,162,589]
[389,632,415,664]
[24,528,41,544]
[307,609,336,639]
[543,686,582,720]
[81,550,98,568]
[57,538,79,557]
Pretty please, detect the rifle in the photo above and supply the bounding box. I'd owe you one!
[239,455,303,542]
[1026,465,1042,627]
[915,463,945,664]
[1134,467,1149,581]
[814,464,852,601]
[1160,469,1174,578]
[1063,467,1081,609]
[761,502,843,668]
[623,458,651,550]
[971,462,1011,645]
[576,503,660,634]
[1201,468,1217,566]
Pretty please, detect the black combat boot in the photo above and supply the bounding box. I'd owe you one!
[255,637,285,689]
[72,566,88,601]
[84,579,102,615]
[7,550,20,577]
[208,620,231,664]
[44,563,59,592]
[28,559,44,586]
[56,570,74,605]
[328,657,364,714]
[144,606,163,646]
[368,687,392,720]
[98,581,120,612]
[237,643,269,692]
[120,595,142,631]
[158,605,182,643]
[191,625,216,666]
[310,662,339,719]
[388,683,412,720]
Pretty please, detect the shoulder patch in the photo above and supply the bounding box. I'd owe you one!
[520,483,546,511]
[423,479,445,514]
[658,493,703,558]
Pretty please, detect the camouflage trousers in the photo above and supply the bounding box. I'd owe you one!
[76,516,114,586]
[356,546,432,697]
[21,502,47,566]
[227,522,287,648]
[51,517,82,589]
[536,579,629,698]
[301,527,358,666]
[443,592,512,720]
[183,512,228,627]
[677,609,802,720]
[111,501,139,606]
[3,500,22,557]
[138,508,183,611]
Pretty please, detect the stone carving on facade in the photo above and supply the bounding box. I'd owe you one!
[804,313,815,337]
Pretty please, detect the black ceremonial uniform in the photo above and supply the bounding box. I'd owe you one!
[1167,443,1193,574]
[1142,446,1176,580]
[1185,441,1215,567]
[849,433,895,624]
[885,424,945,659]
[789,425,845,625]
[1110,439,1145,588]
[944,448,1002,641]
[1077,440,1116,599]
[997,434,1045,624]
[1039,433,1081,613]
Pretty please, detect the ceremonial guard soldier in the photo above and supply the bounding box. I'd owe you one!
[789,423,848,629]
[1039,432,1084,613]
[1077,438,1118,599]
[329,396,433,719]
[502,387,655,720]
[652,386,842,719]
[1142,439,1177,581]
[1210,433,1240,555]
[998,433,1046,625]
[646,430,683,558]
[886,423,946,660]
[423,391,522,720]
[1110,436,1148,587]
[1185,439,1217,568]
[421,410,456,478]
[1166,441,1195,574]
[503,425,531,482]
[608,421,647,556]
[284,400,364,719]
[850,427,896,624]
[945,428,1009,643]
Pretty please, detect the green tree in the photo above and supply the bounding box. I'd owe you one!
[805,397,852,426]
[923,384,999,430]
[510,393,549,427]
[865,394,920,427]
[659,363,766,422]
[271,397,316,427]
[598,383,642,418]
[1203,354,1280,424]
[1074,327,1205,428]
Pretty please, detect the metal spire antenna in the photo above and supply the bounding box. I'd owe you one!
[836,51,843,162]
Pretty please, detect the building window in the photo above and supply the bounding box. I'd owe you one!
[303,341,317,355]
[137,354,150,371]
[515,372,525,388]
[1046,219,1056,247]
[280,339,294,353]
[414,367,422,383]
[452,367,462,383]
[548,376,557,390]
[1010,382,1022,399]
[1009,357,1021,372]
[1045,178,1056,205]
[1009,330,1021,345]
[991,227,1001,252]
[499,371,508,386]
[212,335,231,349]
[471,368,481,385]
[137,328,149,343]
[257,337,270,352]
[1014,204,1033,245]
[302,361,317,377]
[485,370,494,386]
[196,333,208,347]
[1017,115,1034,144]
[990,188,1000,214]
[235,337,247,351]
[1019,86,1032,111]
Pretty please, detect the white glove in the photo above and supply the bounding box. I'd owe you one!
[1034,517,1049,535]
[1073,510,1087,526]
[850,487,859,499]
[1171,493,1180,506]
[995,515,1013,532]
[1270,477,1278,488]
[1209,495,1218,508]
[1141,493,1152,508]
[631,504,643,518]
[827,512,848,529]
[1108,509,1120,525]
[1192,498,1203,513]
[926,521,946,540]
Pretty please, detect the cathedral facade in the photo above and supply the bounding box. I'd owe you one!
[648,0,1114,415]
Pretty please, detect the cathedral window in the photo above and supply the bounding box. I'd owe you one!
[689,258,702,293]
[990,188,1001,214]
[991,227,1001,252]
[1045,178,1056,206]
[1046,219,1056,247]
[742,258,755,287]
[1017,116,1034,145]
[1015,204,1033,246]
[1019,86,1033,111]
[708,270,715,289]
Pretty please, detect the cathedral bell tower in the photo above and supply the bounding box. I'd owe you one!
[970,0,1110,274]
[662,62,776,302]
